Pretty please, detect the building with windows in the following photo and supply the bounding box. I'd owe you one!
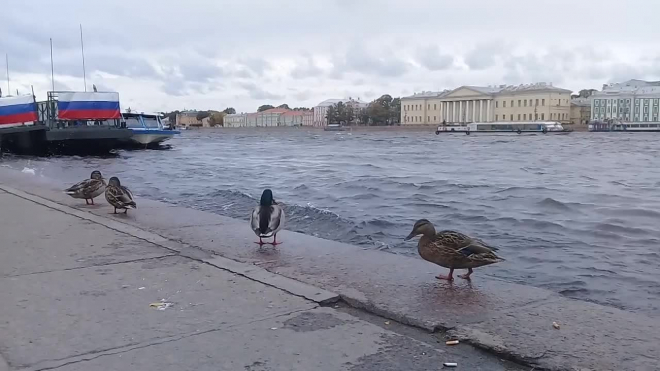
[224,113,248,127]
[280,110,304,126]
[302,110,314,126]
[570,98,591,125]
[313,98,368,126]
[175,110,201,128]
[591,79,660,122]
[401,83,572,125]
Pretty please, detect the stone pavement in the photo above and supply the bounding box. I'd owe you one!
[0,187,523,370]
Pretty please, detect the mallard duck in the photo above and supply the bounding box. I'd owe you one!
[64,170,106,205]
[404,219,504,280]
[105,176,137,214]
[250,189,285,246]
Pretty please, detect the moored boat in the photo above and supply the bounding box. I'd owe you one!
[121,112,180,146]
[588,120,660,132]
[436,121,571,135]
[324,123,347,131]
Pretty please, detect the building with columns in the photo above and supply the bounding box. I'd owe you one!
[401,83,573,125]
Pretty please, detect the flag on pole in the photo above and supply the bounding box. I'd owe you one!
[57,91,121,120]
[0,95,37,127]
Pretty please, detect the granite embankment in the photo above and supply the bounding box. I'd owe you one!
[1,167,658,371]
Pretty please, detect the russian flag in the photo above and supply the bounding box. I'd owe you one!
[57,92,121,120]
[0,95,38,127]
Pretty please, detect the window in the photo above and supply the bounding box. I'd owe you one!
[496,101,499,108]
[518,114,521,120]
[542,99,545,106]
[529,99,533,106]
[434,116,436,121]
[503,101,506,107]
[428,116,430,122]
[510,114,513,120]
[524,100,527,107]
[434,104,437,110]
[523,114,527,120]
[495,114,498,120]
[518,100,521,107]
[511,100,514,107]
[541,113,544,120]
[535,99,539,106]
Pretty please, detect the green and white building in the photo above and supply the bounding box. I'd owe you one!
[591,79,660,122]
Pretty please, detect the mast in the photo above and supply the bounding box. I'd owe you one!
[50,38,55,91]
[80,24,87,92]
[5,54,9,94]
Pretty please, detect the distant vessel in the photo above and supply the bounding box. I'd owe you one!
[324,123,347,132]
[436,121,571,135]
[588,120,660,132]
[122,112,180,145]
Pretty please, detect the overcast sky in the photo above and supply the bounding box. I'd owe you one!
[2,0,659,113]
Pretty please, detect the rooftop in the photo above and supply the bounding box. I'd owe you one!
[595,79,660,96]
[316,98,368,107]
[571,98,591,107]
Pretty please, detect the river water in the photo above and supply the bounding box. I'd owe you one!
[3,129,660,317]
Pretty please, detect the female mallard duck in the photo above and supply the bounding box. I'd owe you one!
[250,189,285,246]
[405,219,504,280]
[64,170,106,205]
[105,177,137,214]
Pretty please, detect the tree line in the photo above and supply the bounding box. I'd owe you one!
[326,95,401,126]
[257,104,311,112]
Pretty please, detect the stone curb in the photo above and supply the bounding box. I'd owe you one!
[0,184,339,306]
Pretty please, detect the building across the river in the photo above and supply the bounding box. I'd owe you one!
[401,83,573,125]
[313,98,368,126]
[224,108,308,127]
[590,79,660,122]
[570,98,591,125]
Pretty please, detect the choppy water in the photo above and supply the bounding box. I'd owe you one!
[3,129,660,317]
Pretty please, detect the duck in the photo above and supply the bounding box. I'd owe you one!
[104,176,137,214]
[404,219,504,281]
[250,189,285,246]
[64,170,106,205]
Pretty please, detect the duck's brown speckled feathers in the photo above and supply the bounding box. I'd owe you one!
[105,177,137,213]
[64,171,106,203]
[420,230,503,269]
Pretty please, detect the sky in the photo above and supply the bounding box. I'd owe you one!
[1,0,660,113]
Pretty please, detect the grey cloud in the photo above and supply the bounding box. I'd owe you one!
[293,89,313,101]
[161,78,187,96]
[464,42,508,70]
[334,44,411,77]
[416,45,454,71]
[291,57,324,79]
[178,61,225,82]
[239,82,284,100]
[239,58,271,76]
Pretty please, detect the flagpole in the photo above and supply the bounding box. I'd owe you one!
[49,38,55,91]
[80,24,87,92]
[5,54,9,94]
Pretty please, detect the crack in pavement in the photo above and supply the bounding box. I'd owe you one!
[29,306,316,371]
[1,255,177,279]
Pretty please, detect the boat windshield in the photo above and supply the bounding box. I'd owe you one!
[143,116,160,128]
[124,117,142,128]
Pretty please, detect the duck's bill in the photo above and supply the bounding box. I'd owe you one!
[404,233,415,241]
